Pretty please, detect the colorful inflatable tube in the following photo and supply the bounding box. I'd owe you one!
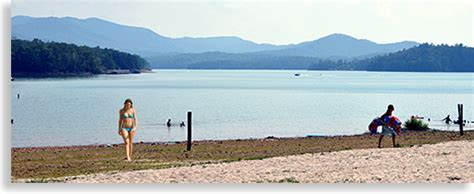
[368,116,402,135]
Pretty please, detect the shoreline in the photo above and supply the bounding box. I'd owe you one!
[10,129,461,149]
[11,69,153,79]
[12,69,474,79]
[11,130,474,182]
[11,133,335,149]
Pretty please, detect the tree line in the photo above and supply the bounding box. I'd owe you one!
[146,52,318,69]
[308,43,474,72]
[12,39,149,77]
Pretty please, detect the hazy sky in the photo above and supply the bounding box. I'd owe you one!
[11,0,474,46]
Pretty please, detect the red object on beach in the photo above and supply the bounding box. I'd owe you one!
[389,116,402,135]
[368,116,402,135]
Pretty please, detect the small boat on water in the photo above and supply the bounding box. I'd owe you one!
[294,73,301,76]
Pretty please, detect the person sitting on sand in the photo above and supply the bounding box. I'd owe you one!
[118,99,138,161]
[442,115,452,124]
[378,104,399,148]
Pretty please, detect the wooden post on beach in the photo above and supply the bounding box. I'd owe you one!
[187,111,192,151]
[458,104,464,136]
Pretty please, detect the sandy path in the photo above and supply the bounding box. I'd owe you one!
[63,140,473,183]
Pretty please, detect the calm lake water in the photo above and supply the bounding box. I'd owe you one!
[11,70,474,147]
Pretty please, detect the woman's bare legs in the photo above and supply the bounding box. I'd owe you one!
[120,130,131,161]
[128,130,135,160]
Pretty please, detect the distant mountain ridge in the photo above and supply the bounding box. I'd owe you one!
[254,33,418,59]
[12,15,418,61]
[12,16,172,56]
[12,15,287,56]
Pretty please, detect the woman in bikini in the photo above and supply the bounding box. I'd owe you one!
[118,99,138,161]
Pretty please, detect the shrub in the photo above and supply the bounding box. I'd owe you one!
[404,118,429,131]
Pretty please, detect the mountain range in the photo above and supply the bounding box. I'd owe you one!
[12,15,418,63]
[255,33,418,59]
[12,15,286,56]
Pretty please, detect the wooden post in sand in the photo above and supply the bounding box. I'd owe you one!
[458,104,464,136]
[187,111,192,151]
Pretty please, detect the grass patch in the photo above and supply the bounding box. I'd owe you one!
[404,118,429,131]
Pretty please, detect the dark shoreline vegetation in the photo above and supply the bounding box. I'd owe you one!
[11,39,474,78]
[12,39,150,77]
[148,44,474,72]
[308,43,474,72]
[11,130,473,181]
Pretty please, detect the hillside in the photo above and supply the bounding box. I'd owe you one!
[12,16,285,56]
[253,33,418,59]
[308,43,474,72]
[11,39,149,77]
[12,16,417,60]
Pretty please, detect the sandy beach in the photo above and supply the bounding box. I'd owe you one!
[12,130,474,183]
[56,140,473,183]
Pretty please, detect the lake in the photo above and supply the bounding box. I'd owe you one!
[11,70,474,147]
